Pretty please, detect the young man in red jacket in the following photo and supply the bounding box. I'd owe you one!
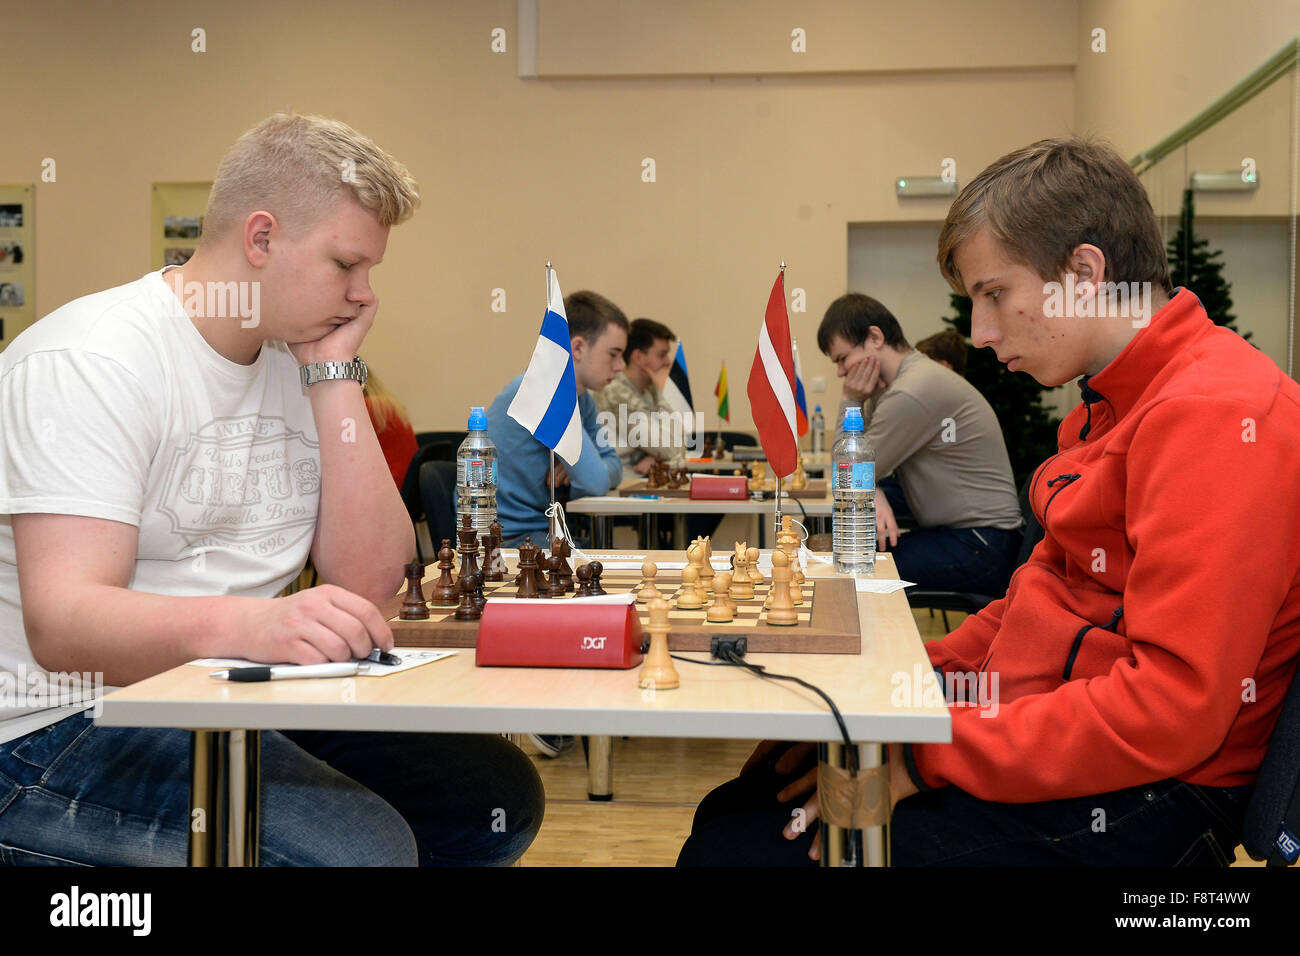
[679,137,1300,866]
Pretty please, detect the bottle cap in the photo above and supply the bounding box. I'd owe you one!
[815,404,822,413]
[467,406,488,430]
[842,406,865,433]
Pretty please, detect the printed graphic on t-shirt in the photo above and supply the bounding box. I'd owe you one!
[156,415,320,556]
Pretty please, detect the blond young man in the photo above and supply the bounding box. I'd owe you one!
[680,137,1300,867]
[0,114,542,866]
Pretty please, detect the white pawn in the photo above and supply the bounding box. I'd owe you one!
[637,561,660,603]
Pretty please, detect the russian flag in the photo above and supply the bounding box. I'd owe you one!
[745,271,799,478]
[506,268,583,466]
[792,338,810,436]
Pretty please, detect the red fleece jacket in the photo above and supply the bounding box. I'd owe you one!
[907,289,1300,803]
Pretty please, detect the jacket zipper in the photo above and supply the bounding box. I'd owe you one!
[1042,473,1081,524]
[1062,605,1125,681]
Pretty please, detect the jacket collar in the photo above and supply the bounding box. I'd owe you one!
[1075,287,1210,426]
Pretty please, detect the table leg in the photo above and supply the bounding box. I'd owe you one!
[818,741,889,867]
[592,514,609,549]
[672,513,687,550]
[188,729,261,867]
[586,734,613,801]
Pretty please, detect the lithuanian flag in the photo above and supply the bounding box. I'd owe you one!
[715,362,730,422]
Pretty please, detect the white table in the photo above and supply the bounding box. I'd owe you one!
[568,487,833,549]
[97,551,946,867]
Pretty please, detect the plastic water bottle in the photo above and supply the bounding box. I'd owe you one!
[810,404,826,455]
[831,406,875,574]
[456,406,497,536]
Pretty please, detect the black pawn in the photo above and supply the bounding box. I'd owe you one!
[575,563,595,598]
[588,560,607,596]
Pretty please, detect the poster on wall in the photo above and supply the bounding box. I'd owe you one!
[0,185,35,351]
[151,182,212,271]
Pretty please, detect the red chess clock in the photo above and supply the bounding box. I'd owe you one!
[475,595,645,668]
[689,475,748,500]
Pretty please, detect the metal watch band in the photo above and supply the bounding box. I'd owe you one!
[300,356,368,388]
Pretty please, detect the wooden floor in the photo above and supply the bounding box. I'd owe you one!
[517,607,1272,867]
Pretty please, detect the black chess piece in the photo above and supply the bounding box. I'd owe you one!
[575,563,594,598]
[546,554,566,599]
[588,560,607,596]
[430,540,460,607]
[455,570,482,620]
[400,562,430,620]
[516,542,540,599]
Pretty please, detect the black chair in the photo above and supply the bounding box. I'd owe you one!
[400,443,458,561]
[418,460,459,555]
[716,430,758,451]
[905,475,1043,632]
[1242,660,1300,866]
[416,430,467,457]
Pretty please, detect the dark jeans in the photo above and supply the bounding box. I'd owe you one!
[0,715,544,866]
[676,743,1250,867]
[879,476,1021,595]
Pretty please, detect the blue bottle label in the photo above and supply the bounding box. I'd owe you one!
[834,461,875,491]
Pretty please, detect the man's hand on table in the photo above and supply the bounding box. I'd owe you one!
[743,739,918,862]
[242,585,394,664]
[633,456,655,476]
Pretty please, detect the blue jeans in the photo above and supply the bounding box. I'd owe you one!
[676,744,1250,867]
[0,715,544,866]
[878,478,1021,595]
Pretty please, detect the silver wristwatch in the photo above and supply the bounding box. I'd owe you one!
[300,355,368,389]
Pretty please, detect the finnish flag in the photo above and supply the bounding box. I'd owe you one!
[507,268,583,466]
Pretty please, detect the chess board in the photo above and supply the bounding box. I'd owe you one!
[379,565,861,655]
[618,479,827,499]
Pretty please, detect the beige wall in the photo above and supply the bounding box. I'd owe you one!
[536,0,1076,75]
[4,0,1293,432]
[1075,0,1299,218]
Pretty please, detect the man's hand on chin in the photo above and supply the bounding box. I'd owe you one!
[289,301,376,366]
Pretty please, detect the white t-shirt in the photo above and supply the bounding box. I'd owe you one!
[0,269,319,743]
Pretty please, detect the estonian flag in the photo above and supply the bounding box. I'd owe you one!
[506,268,583,466]
[662,340,694,417]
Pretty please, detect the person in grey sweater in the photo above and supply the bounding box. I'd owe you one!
[819,293,1022,595]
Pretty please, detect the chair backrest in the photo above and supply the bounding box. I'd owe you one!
[417,430,468,453]
[400,442,454,524]
[1242,659,1300,865]
[1014,474,1045,568]
[419,460,459,552]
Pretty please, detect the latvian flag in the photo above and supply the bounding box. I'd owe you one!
[746,271,799,478]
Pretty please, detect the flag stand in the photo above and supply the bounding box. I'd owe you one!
[545,259,558,545]
[774,474,783,545]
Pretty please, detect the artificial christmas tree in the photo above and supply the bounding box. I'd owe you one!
[940,292,1061,486]
[1167,188,1250,340]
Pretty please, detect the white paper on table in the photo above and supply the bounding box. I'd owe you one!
[852,578,915,594]
[190,648,456,677]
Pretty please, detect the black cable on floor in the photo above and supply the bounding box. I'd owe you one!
[669,651,856,771]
